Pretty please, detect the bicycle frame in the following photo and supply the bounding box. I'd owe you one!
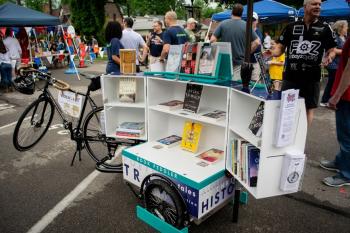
[39,79,98,140]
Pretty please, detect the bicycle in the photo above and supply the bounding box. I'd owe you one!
[12,68,140,172]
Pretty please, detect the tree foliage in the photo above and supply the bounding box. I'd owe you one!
[24,0,48,11]
[69,0,106,43]
[117,0,186,19]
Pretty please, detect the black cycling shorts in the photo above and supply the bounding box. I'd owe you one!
[282,79,320,109]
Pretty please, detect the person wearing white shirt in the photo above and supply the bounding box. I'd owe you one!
[3,28,22,76]
[120,17,148,72]
[263,31,271,50]
[0,37,13,92]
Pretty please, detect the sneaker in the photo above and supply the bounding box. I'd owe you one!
[323,174,350,187]
[320,102,328,107]
[320,160,339,172]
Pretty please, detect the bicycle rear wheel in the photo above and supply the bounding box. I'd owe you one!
[83,107,121,167]
[13,97,55,151]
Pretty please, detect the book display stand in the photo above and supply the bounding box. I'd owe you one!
[101,51,307,232]
[144,42,233,84]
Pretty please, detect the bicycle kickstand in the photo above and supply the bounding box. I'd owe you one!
[70,142,83,166]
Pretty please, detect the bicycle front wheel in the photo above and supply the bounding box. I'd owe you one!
[13,97,55,151]
[83,107,119,165]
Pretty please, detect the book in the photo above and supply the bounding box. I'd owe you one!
[248,101,264,137]
[180,42,198,74]
[248,147,260,187]
[157,135,182,148]
[157,100,184,110]
[183,83,203,113]
[120,49,136,74]
[165,44,183,72]
[119,77,137,103]
[201,109,226,122]
[116,122,145,134]
[181,121,202,153]
[275,89,299,147]
[196,148,224,164]
[197,44,219,76]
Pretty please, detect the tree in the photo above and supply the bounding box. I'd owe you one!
[24,0,48,11]
[117,0,186,19]
[69,0,107,43]
[194,0,222,19]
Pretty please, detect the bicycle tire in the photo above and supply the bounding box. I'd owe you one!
[144,179,186,229]
[83,107,121,167]
[13,97,55,151]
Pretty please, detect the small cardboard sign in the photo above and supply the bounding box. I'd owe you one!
[58,91,84,118]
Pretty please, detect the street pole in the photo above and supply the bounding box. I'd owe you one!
[241,0,254,93]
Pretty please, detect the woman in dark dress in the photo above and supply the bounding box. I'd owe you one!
[105,21,124,74]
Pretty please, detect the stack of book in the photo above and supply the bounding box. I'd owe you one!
[116,122,145,138]
[230,138,260,187]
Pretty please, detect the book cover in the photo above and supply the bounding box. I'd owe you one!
[119,77,137,103]
[197,44,219,76]
[196,148,224,164]
[120,49,136,74]
[248,148,260,187]
[117,122,145,134]
[183,83,203,113]
[201,109,226,122]
[248,101,264,137]
[180,42,198,74]
[165,44,183,72]
[181,121,202,153]
[157,135,182,148]
[157,100,184,110]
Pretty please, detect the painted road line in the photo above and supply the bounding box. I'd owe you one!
[0,103,15,111]
[0,116,31,131]
[26,170,101,233]
[26,147,124,233]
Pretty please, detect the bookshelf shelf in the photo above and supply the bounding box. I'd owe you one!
[227,88,307,199]
[101,75,147,141]
[148,105,227,128]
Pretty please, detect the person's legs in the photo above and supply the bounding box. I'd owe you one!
[335,101,350,179]
[306,108,314,126]
[0,63,12,91]
[323,100,350,187]
[321,68,336,104]
[251,62,261,82]
[232,65,241,81]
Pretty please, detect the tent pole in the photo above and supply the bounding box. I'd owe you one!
[205,20,212,42]
[60,25,80,80]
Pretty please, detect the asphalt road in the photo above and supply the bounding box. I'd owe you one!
[0,64,350,233]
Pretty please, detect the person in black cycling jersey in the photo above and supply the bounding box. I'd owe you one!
[271,0,336,125]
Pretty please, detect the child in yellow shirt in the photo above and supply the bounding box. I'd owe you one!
[267,41,285,91]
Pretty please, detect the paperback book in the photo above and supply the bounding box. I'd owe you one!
[119,77,137,103]
[248,101,264,137]
[181,121,202,153]
[116,122,145,136]
[157,100,184,110]
[196,148,224,164]
[165,44,183,72]
[197,44,219,76]
[201,110,226,122]
[183,83,203,113]
[120,49,136,74]
[248,147,260,187]
[157,135,182,148]
[180,42,198,74]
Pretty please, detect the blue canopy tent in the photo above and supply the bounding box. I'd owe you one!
[211,0,296,23]
[298,0,350,21]
[0,2,61,26]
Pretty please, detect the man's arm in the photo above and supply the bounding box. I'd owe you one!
[250,38,260,54]
[210,35,218,43]
[159,43,170,61]
[328,57,350,109]
[322,47,336,66]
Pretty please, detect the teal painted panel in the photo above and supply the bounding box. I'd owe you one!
[136,206,188,233]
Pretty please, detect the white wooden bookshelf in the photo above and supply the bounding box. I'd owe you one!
[101,74,147,141]
[124,76,230,182]
[227,88,307,199]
